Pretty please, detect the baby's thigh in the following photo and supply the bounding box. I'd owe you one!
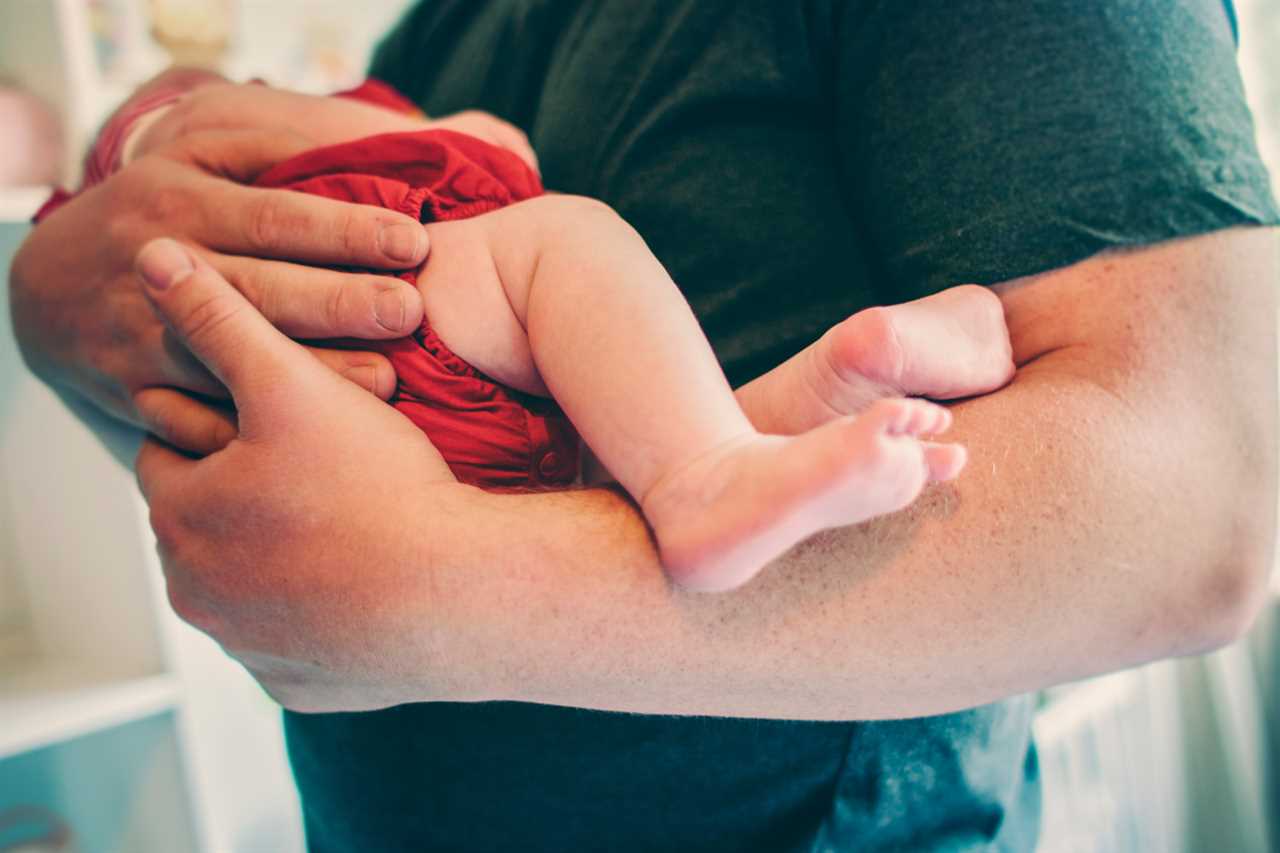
[418,217,545,395]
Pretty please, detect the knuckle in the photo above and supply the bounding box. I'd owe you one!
[102,203,137,254]
[205,416,236,452]
[337,208,374,259]
[245,193,303,254]
[164,580,200,626]
[97,185,152,253]
[323,279,352,329]
[245,194,279,252]
[221,258,268,312]
[143,183,194,225]
[148,503,181,554]
[165,581,221,637]
[112,153,158,194]
[182,289,245,347]
[140,397,176,444]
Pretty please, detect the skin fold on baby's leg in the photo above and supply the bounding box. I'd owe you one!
[419,196,969,592]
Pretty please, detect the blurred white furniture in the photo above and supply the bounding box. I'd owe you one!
[1035,642,1275,853]
[0,3,305,851]
[0,214,308,852]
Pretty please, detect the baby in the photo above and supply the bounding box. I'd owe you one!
[248,81,1012,592]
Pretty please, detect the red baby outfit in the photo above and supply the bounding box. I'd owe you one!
[253,83,580,489]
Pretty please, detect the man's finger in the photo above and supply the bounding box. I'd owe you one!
[135,238,316,403]
[135,436,195,503]
[134,387,239,456]
[168,127,319,183]
[210,252,424,338]
[158,327,231,399]
[303,346,398,400]
[197,179,429,270]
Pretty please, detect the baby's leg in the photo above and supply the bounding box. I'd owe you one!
[640,397,961,590]
[425,196,963,591]
[736,285,1014,435]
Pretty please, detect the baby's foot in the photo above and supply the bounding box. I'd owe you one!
[820,284,1014,407]
[741,285,1014,435]
[641,398,965,593]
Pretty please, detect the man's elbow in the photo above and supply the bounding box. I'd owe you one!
[1179,473,1276,655]
[1190,540,1273,653]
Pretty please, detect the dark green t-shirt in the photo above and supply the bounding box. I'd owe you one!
[284,2,1278,850]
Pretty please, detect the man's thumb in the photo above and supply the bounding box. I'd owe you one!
[135,238,313,404]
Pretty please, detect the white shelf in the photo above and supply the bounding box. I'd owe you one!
[0,660,180,760]
[1033,669,1139,748]
[0,187,49,224]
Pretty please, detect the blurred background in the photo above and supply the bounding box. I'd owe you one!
[0,1,1278,851]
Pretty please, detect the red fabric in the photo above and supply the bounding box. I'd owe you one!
[254,116,579,490]
[36,77,573,488]
[334,78,426,118]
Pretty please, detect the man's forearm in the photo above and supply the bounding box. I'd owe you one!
[411,230,1277,720]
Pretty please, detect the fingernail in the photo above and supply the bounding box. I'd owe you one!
[137,239,194,291]
[374,288,407,331]
[379,223,425,264]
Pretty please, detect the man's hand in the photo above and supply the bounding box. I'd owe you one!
[10,124,429,442]
[10,76,545,453]
[132,81,540,174]
[132,238,469,712]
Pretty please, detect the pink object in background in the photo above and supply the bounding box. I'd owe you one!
[0,87,63,186]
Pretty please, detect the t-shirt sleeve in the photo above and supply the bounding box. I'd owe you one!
[835,0,1280,297]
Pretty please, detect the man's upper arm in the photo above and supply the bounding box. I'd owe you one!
[834,0,1279,297]
[991,226,1278,645]
[830,0,1280,635]
[994,227,1277,375]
